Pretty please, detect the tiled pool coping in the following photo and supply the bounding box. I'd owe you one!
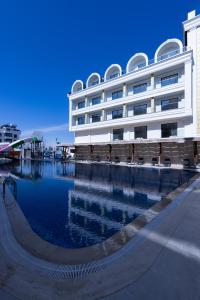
[0,171,199,267]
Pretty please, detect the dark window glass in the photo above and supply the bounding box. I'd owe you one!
[112,90,123,100]
[134,104,147,116]
[161,123,177,138]
[158,49,180,62]
[112,109,123,119]
[4,133,12,137]
[78,101,85,109]
[135,126,147,139]
[92,80,99,86]
[161,74,178,87]
[133,83,147,94]
[91,113,101,123]
[137,62,146,69]
[77,86,82,91]
[161,98,179,111]
[110,73,119,79]
[14,134,17,138]
[92,97,101,105]
[77,116,85,125]
[113,129,124,140]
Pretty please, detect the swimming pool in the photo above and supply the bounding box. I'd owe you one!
[0,161,196,248]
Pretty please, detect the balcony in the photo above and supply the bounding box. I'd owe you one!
[71,81,184,116]
[71,106,192,132]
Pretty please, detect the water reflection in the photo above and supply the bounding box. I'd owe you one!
[0,161,196,248]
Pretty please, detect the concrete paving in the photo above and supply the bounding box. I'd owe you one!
[0,177,200,299]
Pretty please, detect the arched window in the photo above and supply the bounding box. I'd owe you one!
[86,73,101,88]
[104,64,122,81]
[126,53,148,73]
[71,80,84,93]
[155,39,183,63]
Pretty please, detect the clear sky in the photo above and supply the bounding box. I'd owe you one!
[0,0,199,145]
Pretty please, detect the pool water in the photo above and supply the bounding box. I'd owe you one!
[0,161,196,248]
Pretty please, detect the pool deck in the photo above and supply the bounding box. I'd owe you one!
[0,176,200,299]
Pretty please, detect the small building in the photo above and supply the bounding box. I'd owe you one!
[0,124,21,144]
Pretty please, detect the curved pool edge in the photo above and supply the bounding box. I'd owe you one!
[1,172,199,267]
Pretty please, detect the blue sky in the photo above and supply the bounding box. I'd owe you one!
[0,0,199,145]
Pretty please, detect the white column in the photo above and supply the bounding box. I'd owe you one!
[85,96,89,107]
[123,104,127,118]
[85,113,89,124]
[69,99,72,130]
[184,60,192,111]
[151,74,155,90]
[102,109,105,121]
[123,83,127,97]
[151,98,155,113]
[102,90,105,102]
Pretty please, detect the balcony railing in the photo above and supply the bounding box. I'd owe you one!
[72,79,183,113]
[72,106,186,128]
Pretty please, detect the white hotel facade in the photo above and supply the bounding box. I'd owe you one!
[68,11,200,163]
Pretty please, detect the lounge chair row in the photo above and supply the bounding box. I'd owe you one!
[92,156,196,168]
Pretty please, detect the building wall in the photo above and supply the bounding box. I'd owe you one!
[75,120,186,144]
[75,140,197,164]
[0,125,21,143]
[196,27,200,134]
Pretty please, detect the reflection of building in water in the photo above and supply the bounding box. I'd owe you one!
[66,176,160,245]
[73,163,184,196]
[12,160,43,180]
[65,163,190,245]
[56,162,75,178]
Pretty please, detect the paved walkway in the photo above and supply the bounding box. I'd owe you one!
[0,177,200,299]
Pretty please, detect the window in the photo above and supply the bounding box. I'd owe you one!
[135,126,147,139]
[14,134,17,138]
[137,62,146,69]
[92,97,101,105]
[110,73,119,79]
[113,129,124,140]
[91,113,101,123]
[112,109,123,119]
[77,116,85,125]
[72,102,76,111]
[134,104,147,116]
[112,90,123,100]
[161,74,178,87]
[77,86,82,91]
[92,80,99,86]
[158,49,180,62]
[133,83,147,94]
[161,98,179,111]
[78,101,85,109]
[4,133,12,137]
[161,123,177,138]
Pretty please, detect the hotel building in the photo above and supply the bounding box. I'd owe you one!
[68,10,200,164]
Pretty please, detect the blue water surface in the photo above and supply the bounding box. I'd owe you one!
[0,161,196,248]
